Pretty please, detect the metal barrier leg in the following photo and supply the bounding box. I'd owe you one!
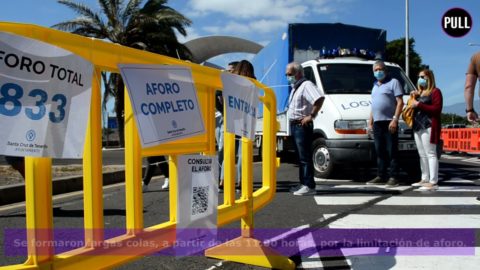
[83,68,104,247]
[125,86,143,235]
[25,157,54,269]
[205,140,295,270]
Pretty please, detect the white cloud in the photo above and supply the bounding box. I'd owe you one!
[176,27,201,43]
[187,0,336,21]
[249,20,285,33]
[203,20,282,35]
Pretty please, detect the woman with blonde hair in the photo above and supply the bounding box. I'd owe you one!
[410,69,443,190]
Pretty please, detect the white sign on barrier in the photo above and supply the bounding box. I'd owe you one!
[119,64,205,147]
[0,32,93,158]
[221,72,259,140]
[176,154,218,256]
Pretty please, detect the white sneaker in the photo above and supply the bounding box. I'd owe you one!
[289,184,303,192]
[162,178,169,189]
[293,185,316,196]
[142,182,149,192]
[411,180,428,187]
[419,184,438,191]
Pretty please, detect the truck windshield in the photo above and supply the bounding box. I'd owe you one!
[317,63,415,95]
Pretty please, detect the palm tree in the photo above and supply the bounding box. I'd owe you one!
[54,0,192,146]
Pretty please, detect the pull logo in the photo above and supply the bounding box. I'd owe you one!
[442,8,472,38]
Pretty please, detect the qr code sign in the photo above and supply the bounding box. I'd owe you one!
[192,186,209,216]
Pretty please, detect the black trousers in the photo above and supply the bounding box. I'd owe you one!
[143,156,169,185]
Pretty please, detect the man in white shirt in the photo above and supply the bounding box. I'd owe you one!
[286,62,325,196]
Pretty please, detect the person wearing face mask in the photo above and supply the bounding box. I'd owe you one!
[409,69,443,191]
[367,60,404,187]
[286,62,325,196]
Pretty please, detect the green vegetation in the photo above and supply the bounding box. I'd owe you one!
[441,113,469,126]
[54,0,192,146]
[386,37,426,82]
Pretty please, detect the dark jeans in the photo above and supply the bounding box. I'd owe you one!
[143,156,169,185]
[373,121,399,179]
[291,122,315,189]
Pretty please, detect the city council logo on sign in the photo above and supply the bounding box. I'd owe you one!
[0,32,93,158]
[119,64,205,147]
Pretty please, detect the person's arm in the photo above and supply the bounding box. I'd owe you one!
[389,96,403,133]
[301,96,325,125]
[464,73,478,122]
[369,111,374,130]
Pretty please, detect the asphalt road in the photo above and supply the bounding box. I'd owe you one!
[0,148,126,166]
[0,154,479,269]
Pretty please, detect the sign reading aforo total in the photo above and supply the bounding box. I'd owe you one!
[221,72,259,140]
[119,64,205,147]
[0,32,93,158]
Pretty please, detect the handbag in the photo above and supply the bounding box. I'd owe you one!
[401,96,415,127]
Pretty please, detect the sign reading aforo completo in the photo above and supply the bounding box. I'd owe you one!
[119,64,205,147]
[0,32,93,158]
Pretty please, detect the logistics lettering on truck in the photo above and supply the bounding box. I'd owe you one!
[253,23,420,179]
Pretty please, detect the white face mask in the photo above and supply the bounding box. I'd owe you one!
[287,75,296,84]
[418,77,428,87]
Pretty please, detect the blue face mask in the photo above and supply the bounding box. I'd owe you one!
[287,75,296,85]
[418,77,428,87]
[374,70,385,81]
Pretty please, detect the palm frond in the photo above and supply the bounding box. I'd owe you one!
[122,0,143,25]
[99,0,123,30]
[56,0,104,26]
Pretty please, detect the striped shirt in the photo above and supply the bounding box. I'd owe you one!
[287,80,324,120]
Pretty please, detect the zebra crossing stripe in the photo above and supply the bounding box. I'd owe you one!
[376,196,478,205]
[441,155,464,160]
[328,214,480,228]
[413,186,480,192]
[463,157,480,164]
[342,248,480,270]
[314,196,380,205]
[442,179,477,184]
[316,185,411,192]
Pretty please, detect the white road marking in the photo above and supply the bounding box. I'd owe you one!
[328,214,480,228]
[377,196,479,205]
[413,186,480,192]
[314,196,380,205]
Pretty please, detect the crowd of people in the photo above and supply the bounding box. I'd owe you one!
[283,52,478,202]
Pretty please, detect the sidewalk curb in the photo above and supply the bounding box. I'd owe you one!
[0,170,126,206]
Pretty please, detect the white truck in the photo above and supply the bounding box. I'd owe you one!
[252,23,419,178]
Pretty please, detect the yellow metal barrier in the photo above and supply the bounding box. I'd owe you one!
[0,22,293,269]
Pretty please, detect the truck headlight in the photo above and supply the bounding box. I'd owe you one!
[334,120,368,134]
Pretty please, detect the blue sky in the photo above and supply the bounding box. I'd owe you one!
[1,0,480,107]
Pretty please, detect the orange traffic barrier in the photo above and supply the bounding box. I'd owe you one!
[441,128,480,153]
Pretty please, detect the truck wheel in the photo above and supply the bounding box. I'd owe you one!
[312,138,334,178]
